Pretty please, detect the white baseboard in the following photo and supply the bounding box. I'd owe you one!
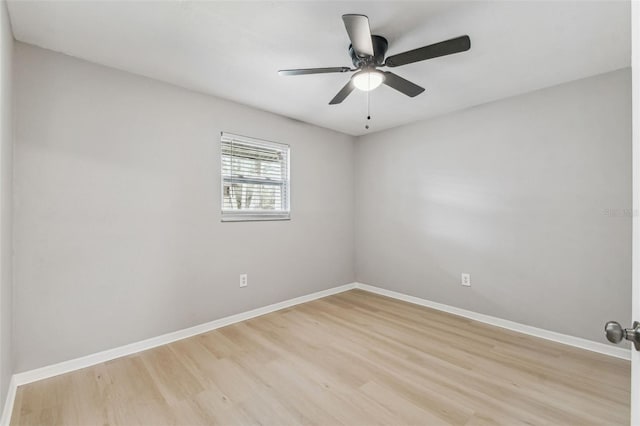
[354,282,631,361]
[0,282,356,425]
[0,377,16,426]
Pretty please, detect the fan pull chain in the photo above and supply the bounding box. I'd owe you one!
[365,86,371,130]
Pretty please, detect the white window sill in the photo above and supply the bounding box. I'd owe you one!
[221,213,290,222]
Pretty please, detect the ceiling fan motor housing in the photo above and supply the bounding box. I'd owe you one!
[349,35,388,67]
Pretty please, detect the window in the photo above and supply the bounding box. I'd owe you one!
[221,132,290,221]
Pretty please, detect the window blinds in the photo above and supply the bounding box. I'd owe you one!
[221,132,290,221]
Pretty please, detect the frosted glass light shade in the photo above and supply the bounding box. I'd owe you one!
[353,70,384,91]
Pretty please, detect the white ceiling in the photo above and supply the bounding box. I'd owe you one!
[7,0,631,136]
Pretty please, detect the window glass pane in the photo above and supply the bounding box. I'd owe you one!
[221,133,290,221]
[222,182,283,210]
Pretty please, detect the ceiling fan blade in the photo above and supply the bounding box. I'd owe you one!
[385,35,471,68]
[342,14,374,57]
[329,79,356,105]
[382,72,425,97]
[278,67,351,76]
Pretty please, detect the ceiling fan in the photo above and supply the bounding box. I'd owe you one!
[278,14,471,105]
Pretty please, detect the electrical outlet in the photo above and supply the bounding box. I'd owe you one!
[239,274,248,288]
[461,273,471,287]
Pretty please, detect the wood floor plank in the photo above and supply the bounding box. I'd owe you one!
[10,290,631,425]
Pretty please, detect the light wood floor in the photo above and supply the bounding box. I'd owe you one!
[11,290,630,425]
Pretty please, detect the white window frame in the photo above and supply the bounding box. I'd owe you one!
[220,132,290,222]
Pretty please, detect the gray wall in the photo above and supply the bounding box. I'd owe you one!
[355,69,632,344]
[13,43,355,372]
[11,42,632,372]
[0,0,13,405]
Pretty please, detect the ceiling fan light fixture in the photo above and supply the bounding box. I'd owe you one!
[353,70,384,92]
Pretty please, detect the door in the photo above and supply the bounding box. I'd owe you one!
[633,1,639,423]
[606,3,639,424]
